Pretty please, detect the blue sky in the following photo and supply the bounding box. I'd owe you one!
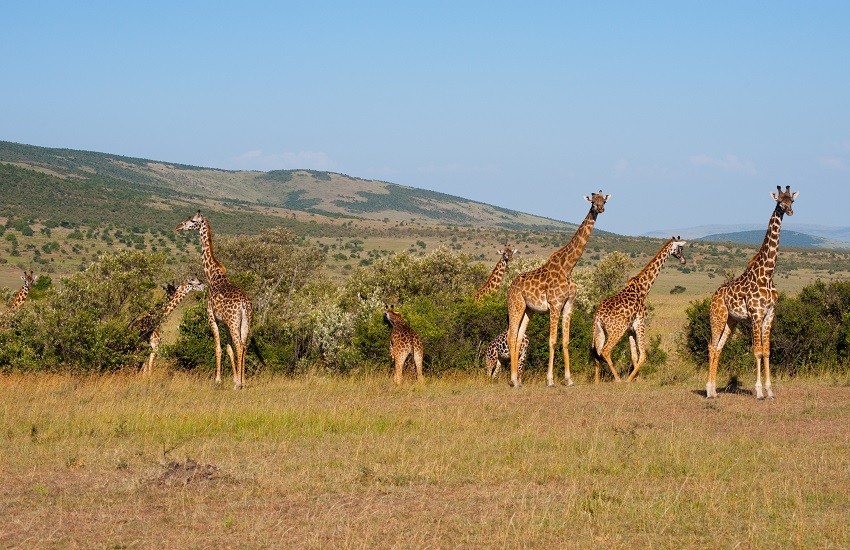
[2,1,848,235]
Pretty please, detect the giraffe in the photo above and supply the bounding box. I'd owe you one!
[6,270,35,315]
[706,185,797,400]
[506,191,609,387]
[474,243,518,300]
[485,329,529,379]
[384,304,424,385]
[141,276,205,375]
[175,210,253,389]
[591,237,686,383]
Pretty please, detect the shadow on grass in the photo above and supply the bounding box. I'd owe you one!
[692,375,754,398]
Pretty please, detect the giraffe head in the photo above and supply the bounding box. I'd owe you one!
[185,276,205,292]
[770,185,798,217]
[584,190,610,214]
[384,303,404,326]
[498,243,518,263]
[669,236,687,265]
[175,210,205,232]
[21,271,35,291]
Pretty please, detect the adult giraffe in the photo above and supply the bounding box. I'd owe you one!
[706,186,797,400]
[506,191,609,387]
[592,237,686,383]
[176,210,253,389]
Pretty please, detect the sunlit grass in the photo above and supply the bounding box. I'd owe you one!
[2,370,850,547]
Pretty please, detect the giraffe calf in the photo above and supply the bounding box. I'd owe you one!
[384,304,424,384]
[486,330,529,379]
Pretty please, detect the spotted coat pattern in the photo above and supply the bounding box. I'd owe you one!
[142,276,205,375]
[592,237,686,383]
[506,191,609,387]
[474,244,517,300]
[385,304,424,384]
[176,211,253,389]
[486,330,529,379]
[706,186,797,400]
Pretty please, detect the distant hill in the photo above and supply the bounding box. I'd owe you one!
[697,229,850,250]
[0,141,572,232]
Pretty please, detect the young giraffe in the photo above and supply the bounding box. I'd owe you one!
[485,329,529,379]
[474,243,518,301]
[176,211,253,389]
[141,276,205,375]
[6,270,35,315]
[706,186,797,400]
[592,237,686,383]
[384,304,424,385]
[507,191,609,387]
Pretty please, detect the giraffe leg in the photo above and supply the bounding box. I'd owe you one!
[207,304,223,384]
[488,356,500,378]
[751,313,765,400]
[509,311,530,387]
[707,297,733,398]
[592,317,606,384]
[560,300,574,386]
[518,335,528,381]
[414,347,424,382]
[762,307,776,399]
[393,352,407,385]
[507,289,527,388]
[225,343,238,385]
[627,316,647,382]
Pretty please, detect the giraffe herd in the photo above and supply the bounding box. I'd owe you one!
[2,186,798,398]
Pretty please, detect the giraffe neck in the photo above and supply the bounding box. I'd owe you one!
[9,285,31,312]
[547,207,598,274]
[198,218,227,284]
[627,238,674,296]
[162,285,194,317]
[747,204,784,279]
[478,257,508,295]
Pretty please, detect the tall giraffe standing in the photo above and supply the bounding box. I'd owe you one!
[6,270,35,315]
[141,276,205,375]
[706,186,797,400]
[176,211,253,389]
[385,304,424,384]
[474,243,518,300]
[592,237,686,383]
[506,191,609,387]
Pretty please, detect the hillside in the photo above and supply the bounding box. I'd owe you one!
[697,229,850,250]
[0,141,571,231]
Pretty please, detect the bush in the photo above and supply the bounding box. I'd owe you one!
[0,250,170,372]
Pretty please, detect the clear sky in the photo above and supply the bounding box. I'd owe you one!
[2,1,848,235]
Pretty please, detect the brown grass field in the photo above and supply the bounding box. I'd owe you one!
[2,369,850,548]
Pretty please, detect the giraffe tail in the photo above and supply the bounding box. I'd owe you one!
[590,318,606,360]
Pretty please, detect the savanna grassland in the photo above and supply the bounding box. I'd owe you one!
[4,143,850,547]
[2,372,850,548]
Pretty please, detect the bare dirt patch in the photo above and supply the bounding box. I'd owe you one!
[154,457,224,487]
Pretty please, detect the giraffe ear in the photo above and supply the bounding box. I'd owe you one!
[770,192,779,200]
[604,194,611,201]
[584,195,592,203]
[791,191,799,200]
[513,248,519,254]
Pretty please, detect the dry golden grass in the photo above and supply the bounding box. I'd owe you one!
[2,370,850,548]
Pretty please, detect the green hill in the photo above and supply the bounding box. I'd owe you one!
[0,140,571,231]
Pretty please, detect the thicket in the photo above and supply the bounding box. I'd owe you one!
[682,279,850,376]
[0,238,668,379]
